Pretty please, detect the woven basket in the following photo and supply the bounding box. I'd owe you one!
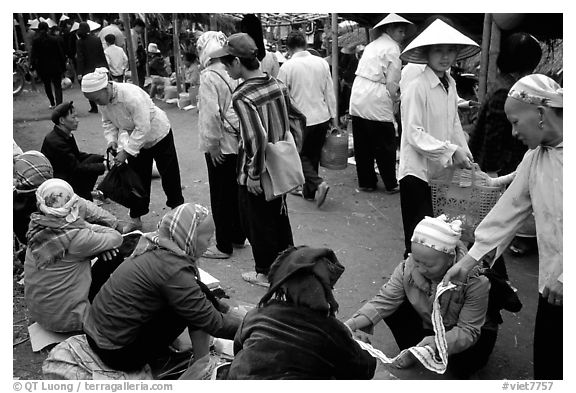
[430,164,505,243]
[320,127,348,170]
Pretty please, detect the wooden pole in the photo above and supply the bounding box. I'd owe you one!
[143,14,149,78]
[173,13,182,95]
[331,13,339,126]
[487,20,501,95]
[121,13,139,87]
[13,19,19,50]
[478,13,492,103]
[17,14,29,52]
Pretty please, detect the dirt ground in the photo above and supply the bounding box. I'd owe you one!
[13,83,540,380]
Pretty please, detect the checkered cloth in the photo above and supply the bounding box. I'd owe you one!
[14,151,53,192]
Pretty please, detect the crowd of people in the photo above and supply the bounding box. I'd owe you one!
[13,13,563,381]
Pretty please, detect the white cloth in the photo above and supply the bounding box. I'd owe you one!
[469,144,563,293]
[277,50,336,126]
[349,33,402,122]
[100,82,171,156]
[356,282,456,374]
[398,66,471,182]
[104,45,128,78]
[260,50,280,78]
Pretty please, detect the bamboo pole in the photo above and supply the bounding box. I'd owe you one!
[13,19,19,50]
[487,20,501,95]
[143,14,149,78]
[478,13,492,103]
[121,13,139,87]
[173,13,182,95]
[331,13,339,126]
[17,14,29,52]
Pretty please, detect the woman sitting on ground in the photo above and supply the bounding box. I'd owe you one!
[83,203,243,372]
[345,215,492,378]
[24,179,123,333]
[227,246,376,379]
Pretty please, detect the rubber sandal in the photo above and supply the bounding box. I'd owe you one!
[241,271,270,288]
[202,245,231,259]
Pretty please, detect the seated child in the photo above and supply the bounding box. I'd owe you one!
[227,246,376,380]
[181,52,200,92]
[345,215,494,378]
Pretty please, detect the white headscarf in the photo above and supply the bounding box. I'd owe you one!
[196,31,228,68]
[508,73,563,108]
[36,179,80,223]
[81,67,109,93]
[411,214,463,254]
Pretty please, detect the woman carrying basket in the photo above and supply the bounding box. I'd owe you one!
[397,19,478,259]
[443,74,563,380]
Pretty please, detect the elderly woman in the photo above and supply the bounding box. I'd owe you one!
[196,31,246,259]
[83,203,243,372]
[24,179,123,333]
[345,215,492,378]
[227,246,376,379]
[81,67,185,232]
[444,74,563,380]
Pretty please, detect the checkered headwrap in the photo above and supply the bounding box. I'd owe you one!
[14,151,53,192]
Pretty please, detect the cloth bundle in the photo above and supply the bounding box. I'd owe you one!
[355,281,456,374]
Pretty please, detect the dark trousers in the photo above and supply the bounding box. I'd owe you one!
[205,153,245,255]
[40,73,63,107]
[87,309,186,372]
[351,116,398,191]
[384,301,497,379]
[301,121,330,199]
[238,186,294,275]
[399,175,433,259]
[534,294,563,379]
[127,130,184,218]
[69,155,103,201]
[137,64,146,89]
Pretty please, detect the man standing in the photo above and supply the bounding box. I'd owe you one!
[81,68,185,231]
[277,31,336,207]
[131,18,147,89]
[210,33,294,287]
[41,101,105,201]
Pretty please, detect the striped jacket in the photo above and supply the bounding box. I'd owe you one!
[232,75,291,186]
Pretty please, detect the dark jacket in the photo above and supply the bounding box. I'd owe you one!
[227,301,376,380]
[41,126,105,184]
[76,34,108,76]
[30,31,66,78]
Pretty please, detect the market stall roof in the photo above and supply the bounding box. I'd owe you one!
[223,13,329,27]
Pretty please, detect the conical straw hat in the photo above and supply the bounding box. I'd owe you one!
[59,14,70,23]
[373,13,413,29]
[45,18,57,28]
[400,19,480,64]
[87,20,101,31]
[29,19,40,30]
[70,21,79,32]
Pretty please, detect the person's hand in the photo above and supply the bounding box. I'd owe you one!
[353,330,372,344]
[442,253,478,286]
[391,350,417,369]
[209,149,225,166]
[113,150,129,166]
[99,248,118,261]
[107,141,118,156]
[452,146,473,169]
[542,278,563,306]
[247,177,262,195]
[416,335,437,352]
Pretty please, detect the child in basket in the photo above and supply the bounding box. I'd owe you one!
[345,215,494,378]
[398,19,479,259]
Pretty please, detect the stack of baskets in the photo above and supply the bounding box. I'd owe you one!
[430,164,506,243]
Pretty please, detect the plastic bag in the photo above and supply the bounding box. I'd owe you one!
[97,153,147,210]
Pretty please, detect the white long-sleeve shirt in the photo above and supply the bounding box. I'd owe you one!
[104,45,128,78]
[348,33,402,122]
[469,144,563,293]
[277,50,336,126]
[100,82,171,156]
[398,66,471,182]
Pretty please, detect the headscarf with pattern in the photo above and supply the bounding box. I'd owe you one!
[411,214,463,255]
[508,73,563,108]
[197,31,228,68]
[14,151,53,193]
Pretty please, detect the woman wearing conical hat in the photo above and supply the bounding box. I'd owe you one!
[398,19,479,259]
[349,13,414,194]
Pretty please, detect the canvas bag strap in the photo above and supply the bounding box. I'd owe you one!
[207,69,239,134]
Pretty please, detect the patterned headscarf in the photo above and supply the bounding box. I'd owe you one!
[36,178,80,223]
[130,203,212,262]
[508,74,563,108]
[411,215,462,255]
[14,151,53,193]
[197,31,228,68]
